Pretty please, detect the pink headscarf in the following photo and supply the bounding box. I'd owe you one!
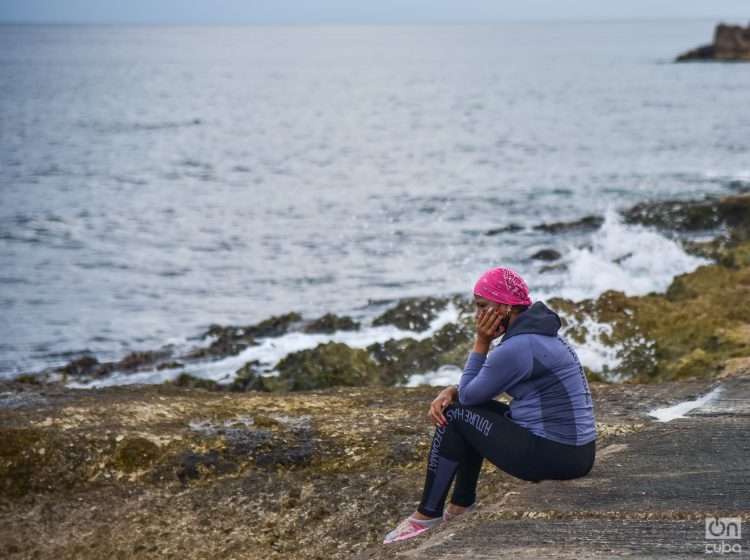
[473,267,532,306]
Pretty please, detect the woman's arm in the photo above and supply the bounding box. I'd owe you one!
[457,337,533,406]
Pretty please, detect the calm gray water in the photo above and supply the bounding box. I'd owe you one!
[1,21,749,375]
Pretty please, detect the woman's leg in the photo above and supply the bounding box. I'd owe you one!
[416,399,597,517]
[416,400,536,518]
[448,401,511,508]
[449,442,483,508]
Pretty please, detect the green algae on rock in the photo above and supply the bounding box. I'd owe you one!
[367,322,474,385]
[189,312,303,359]
[622,194,750,237]
[275,342,382,391]
[371,296,450,331]
[303,313,360,334]
[551,263,750,381]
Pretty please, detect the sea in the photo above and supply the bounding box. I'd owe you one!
[1,20,749,382]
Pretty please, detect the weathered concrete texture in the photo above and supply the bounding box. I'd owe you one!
[692,375,750,416]
[368,374,750,559]
[405,519,729,559]
[501,418,749,513]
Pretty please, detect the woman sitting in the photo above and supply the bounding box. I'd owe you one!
[384,267,597,544]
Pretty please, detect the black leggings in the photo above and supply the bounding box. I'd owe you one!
[418,400,595,517]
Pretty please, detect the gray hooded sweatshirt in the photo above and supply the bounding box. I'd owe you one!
[458,301,597,446]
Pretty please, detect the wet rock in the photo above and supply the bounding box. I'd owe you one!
[117,350,172,371]
[189,312,303,359]
[303,313,360,334]
[240,311,303,338]
[485,223,524,236]
[367,322,474,385]
[171,373,220,391]
[372,296,449,331]
[727,178,750,193]
[156,361,184,370]
[59,355,114,379]
[533,215,603,234]
[676,22,750,62]
[275,342,382,391]
[622,194,750,237]
[539,263,567,274]
[229,361,269,392]
[530,248,561,261]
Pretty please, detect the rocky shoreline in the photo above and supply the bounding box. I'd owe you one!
[17,192,750,389]
[2,192,750,558]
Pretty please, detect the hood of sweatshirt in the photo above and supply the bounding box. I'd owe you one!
[502,301,561,340]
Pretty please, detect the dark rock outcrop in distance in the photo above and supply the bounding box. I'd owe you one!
[533,215,604,234]
[530,248,562,261]
[485,223,525,236]
[676,22,750,62]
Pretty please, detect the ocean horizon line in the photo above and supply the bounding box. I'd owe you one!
[0,16,741,28]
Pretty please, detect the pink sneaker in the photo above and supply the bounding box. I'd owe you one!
[442,502,476,522]
[383,515,441,544]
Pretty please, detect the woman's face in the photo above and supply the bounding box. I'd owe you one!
[473,295,510,319]
[474,295,512,337]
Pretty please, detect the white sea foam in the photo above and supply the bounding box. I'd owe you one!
[554,209,709,302]
[558,314,625,376]
[67,302,462,389]
[648,386,723,422]
[404,365,463,387]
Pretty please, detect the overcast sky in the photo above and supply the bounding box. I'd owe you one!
[0,0,747,25]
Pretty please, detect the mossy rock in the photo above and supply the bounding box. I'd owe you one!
[303,313,360,334]
[113,437,161,473]
[275,342,381,391]
[372,296,449,331]
[171,373,220,391]
[230,362,269,392]
[550,262,750,382]
[58,355,115,379]
[622,194,750,234]
[191,312,303,359]
[13,374,41,385]
[117,350,171,371]
[367,322,473,385]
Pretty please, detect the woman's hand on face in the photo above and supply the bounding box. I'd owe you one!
[429,386,457,427]
[475,306,508,344]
